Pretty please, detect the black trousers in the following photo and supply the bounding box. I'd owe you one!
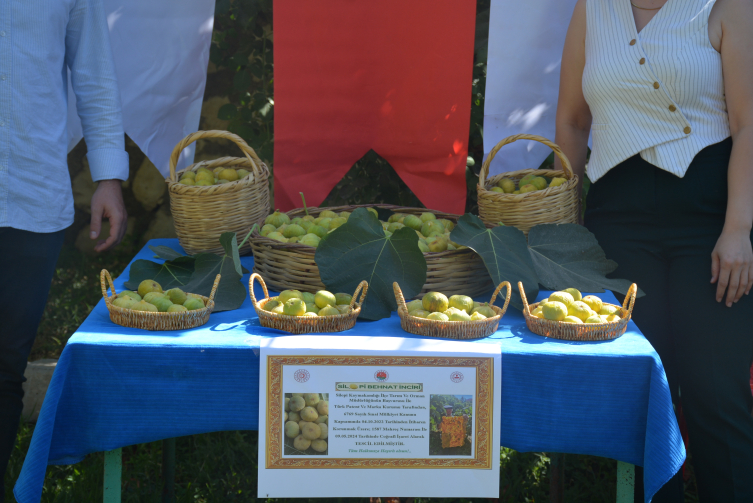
[585,138,753,503]
[0,227,65,502]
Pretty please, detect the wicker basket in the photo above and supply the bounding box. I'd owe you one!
[166,130,270,256]
[100,270,220,331]
[477,134,579,236]
[250,204,493,298]
[393,281,511,340]
[250,273,368,334]
[519,282,637,341]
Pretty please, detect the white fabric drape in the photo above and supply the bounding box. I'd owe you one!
[67,0,216,175]
[483,0,588,176]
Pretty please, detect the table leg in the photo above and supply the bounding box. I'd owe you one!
[616,461,635,503]
[162,438,176,503]
[549,453,564,503]
[103,448,122,503]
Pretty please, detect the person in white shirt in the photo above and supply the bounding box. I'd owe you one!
[555,0,753,501]
[0,0,128,498]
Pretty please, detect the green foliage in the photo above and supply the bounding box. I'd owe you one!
[315,208,427,321]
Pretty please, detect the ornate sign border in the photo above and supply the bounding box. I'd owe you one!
[266,355,493,469]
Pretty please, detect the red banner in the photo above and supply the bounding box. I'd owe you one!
[273,0,476,214]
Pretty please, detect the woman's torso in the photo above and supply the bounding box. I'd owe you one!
[582,0,730,183]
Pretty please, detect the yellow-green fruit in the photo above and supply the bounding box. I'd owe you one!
[132,301,158,312]
[265,210,290,227]
[196,167,213,176]
[282,224,306,238]
[215,178,231,185]
[167,304,188,313]
[549,177,567,188]
[329,217,347,230]
[335,304,350,314]
[519,174,537,187]
[335,293,352,305]
[542,301,568,321]
[599,305,620,316]
[138,279,163,298]
[260,224,277,237]
[317,423,328,438]
[285,421,300,438]
[195,171,214,183]
[447,309,471,321]
[118,291,142,302]
[497,178,516,193]
[143,291,164,304]
[316,217,332,230]
[266,231,286,242]
[308,225,327,239]
[420,220,444,237]
[318,210,337,219]
[196,179,213,186]
[531,306,544,317]
[419,212,436,223]
[582,295,604,313]
[112,297,137,309]
[548,291,574,306]
[417,241,430,253]
[283,298,306,316]
[180,170,196,180]
[411,310,430,318]
[179,177,196,185]
[288,235,300,243]
[300,406,318,422]
[606,314,622,322]
[318,306,340,317]
[531,176,548,190]
[423,292,449,312]
[166,288,187,305]
[366,207,379,218]
[339,211,351,219]
[470,312,487,321]
[236,169,250,179]
[563,288,582,301]
[288,411,300,423]
[403,215,423,231]
[264,300,281,312]
[304,393,320,407]
[388,213,405,223]
[491,186,504,193]
[291,393,304,398]
[310,439,328,452]
[513,190,521,194]
[427,312,449,321]
[279,290,302,304]
[297,234,319,248]
[472,305,496,318]
[284,397,291,412]
[563,315,584,324]
[567,301,592,321]
[270,305,284,314]
[289,396,305,412]
[406,299,424,312]
[386,222,404,233]
[437,219,455,232]
[448,295,474,314]
[183,298,205,311]
[317,401,329,415]
[585,315,603,324]
[427,235,448,253]
[213,167,224,176]
[293,435,311,451]
[299,220,313,232]
[314,290,337,308]
[519,184,538,193]
[218,169,239,182]
[151,297,174,312]
[301,421,321,440]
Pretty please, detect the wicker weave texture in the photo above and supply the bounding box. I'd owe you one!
[167,130,270,256]
[250,204,493,298]
[101,270,219,331]
[519,282,637,341]
[477,134,580,236]
[250,273,368,334]
[393,281,511,340]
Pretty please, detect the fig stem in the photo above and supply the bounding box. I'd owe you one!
[300,192,309,216]
[239,224,257,249]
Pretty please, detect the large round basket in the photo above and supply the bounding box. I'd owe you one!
[477,134,579,236]
[166,130,270,256]
[101,270,220,331]
[394,281,511,340]
[249,204,493,298]
[250,273,368,334]
[519,282,637,341]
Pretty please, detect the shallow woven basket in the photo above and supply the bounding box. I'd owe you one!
[167,130,270,256]
[250,204,493,298]
[477,134,580,236]
[250,273,368,334]
[393,281,511,340]
[519,282,637,341]
[100,270,219,331]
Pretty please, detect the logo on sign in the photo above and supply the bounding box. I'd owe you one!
[450,371,464,383]
[293,369,310,383]
[374,370,389,382]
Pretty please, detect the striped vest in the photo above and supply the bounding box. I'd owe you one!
[582,0,730,182]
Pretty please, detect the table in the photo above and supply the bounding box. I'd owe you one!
[14,239,685,503]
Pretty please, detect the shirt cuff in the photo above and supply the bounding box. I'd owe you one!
[87,148,130,182]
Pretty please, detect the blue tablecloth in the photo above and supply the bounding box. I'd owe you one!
[15,239,685,503]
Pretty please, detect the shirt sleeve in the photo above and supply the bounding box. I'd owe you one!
[65,0,129,182]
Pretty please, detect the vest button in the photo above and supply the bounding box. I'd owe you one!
[669,105,677,112]
[684,126,691,134]
[639,58,646,65]
[653,82,660,89]
[629,39,636,45]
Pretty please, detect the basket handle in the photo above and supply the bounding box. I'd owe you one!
[489,281,512,312]
[349,281,369,310]
[100,269,116,301]
[517,282,531,316]
[392,282,409,312]
[622,283,638,318]
[208,274,221,303]
[168,130,263,181]
[248,273,270,306]
[478,134,574,184]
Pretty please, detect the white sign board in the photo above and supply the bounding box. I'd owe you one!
[258,335,502,498]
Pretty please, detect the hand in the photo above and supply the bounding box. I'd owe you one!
[90,179,127,252]
[711,228,753,307]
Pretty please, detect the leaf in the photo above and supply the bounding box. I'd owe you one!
[450,214,539,310]
[527,224,643,297]
[315,208,427,321]
[218,103,238,120]
[181,232,246,312]
[123,256,196,291]
[148,245,184,261]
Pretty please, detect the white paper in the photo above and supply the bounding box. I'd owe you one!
[67,0,216,174]
[258,336,502,499]
[483,0,590,176]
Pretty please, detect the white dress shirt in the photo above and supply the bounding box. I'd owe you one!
[0,0,129,233]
